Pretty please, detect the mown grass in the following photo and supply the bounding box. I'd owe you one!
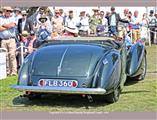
[0,45,157,112]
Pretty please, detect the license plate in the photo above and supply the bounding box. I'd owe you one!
[38,79,78,88]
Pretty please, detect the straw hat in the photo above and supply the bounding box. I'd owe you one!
[22,31,29,36]
[21,10,28,15]
[39,15,48,22]
[92,8,99,12]
[3,6,13,11]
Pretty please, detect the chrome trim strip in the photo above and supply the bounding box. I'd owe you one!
[11,85,106,95]
[57,47,69,76]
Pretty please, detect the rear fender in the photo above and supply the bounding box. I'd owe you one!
[92,51,121,91]
[126,42,145,77]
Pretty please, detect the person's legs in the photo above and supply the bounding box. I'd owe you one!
[132,29,140,42]
[150,28,155,44]
[110,26,117,36]
[8,38,17,75]
[132,29,136,42]
[137,29,140,40]
[1,40,10,75]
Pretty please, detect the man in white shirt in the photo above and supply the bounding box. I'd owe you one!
[78,11,89,36]
[99,11,108,32]
[0,6,17,76]
[130,10,141,42]
[64,10,78,32]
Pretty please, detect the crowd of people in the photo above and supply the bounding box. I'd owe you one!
[0,6,157,76]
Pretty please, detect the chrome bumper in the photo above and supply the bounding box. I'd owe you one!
[11,85,106,95]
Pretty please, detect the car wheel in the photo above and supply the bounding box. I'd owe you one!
[105,87,121,103]
[135,54,147,80]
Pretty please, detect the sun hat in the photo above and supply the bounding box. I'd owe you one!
[39,15,48,22]
[21,10,28,15]
[3,6,13,11]
[22,31,30,37]
[92,8,99,12]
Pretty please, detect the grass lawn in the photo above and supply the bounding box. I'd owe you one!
[0,45,157,112]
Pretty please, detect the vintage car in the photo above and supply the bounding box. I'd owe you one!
[12,36,147,103]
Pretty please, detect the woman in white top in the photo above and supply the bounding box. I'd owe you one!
[140,13,148,41]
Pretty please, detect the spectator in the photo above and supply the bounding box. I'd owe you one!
[45,8,53,21]
[35,8,45,26]
[63,12,68,25]
[27,31,37,53]
[108,7,129,36]
[121,8,130,33]
[148,10,157,44]
[124,9,129,16]
[77,11,89,36]
[51,9,64,35]
[128,11,132,33]
[59,9,64,17]
[64,10,78,33]
[130,10,141,42]
[0,6,17,76]
[14,8,22,22]
[16,30,30,68]
[140,13,148,41]
[17,10,33,41]
[105,11,110,23]
[89,8,101,35]
[14,8,22,42]
[37,15,52,41]
[17,30,36,55]
[99,11,108,32]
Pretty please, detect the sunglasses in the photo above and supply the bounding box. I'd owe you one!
[22,14,27,16]
[6,10,12,12]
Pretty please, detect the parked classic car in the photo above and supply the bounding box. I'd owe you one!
[12,36,147,103]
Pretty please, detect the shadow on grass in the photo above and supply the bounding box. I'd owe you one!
[12,94,110,109]
[124,78,139,86]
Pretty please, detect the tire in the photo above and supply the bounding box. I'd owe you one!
[135,53,147,80]
[105,87,121,103]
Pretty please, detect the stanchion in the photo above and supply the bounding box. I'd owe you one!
[20,42,24,65]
